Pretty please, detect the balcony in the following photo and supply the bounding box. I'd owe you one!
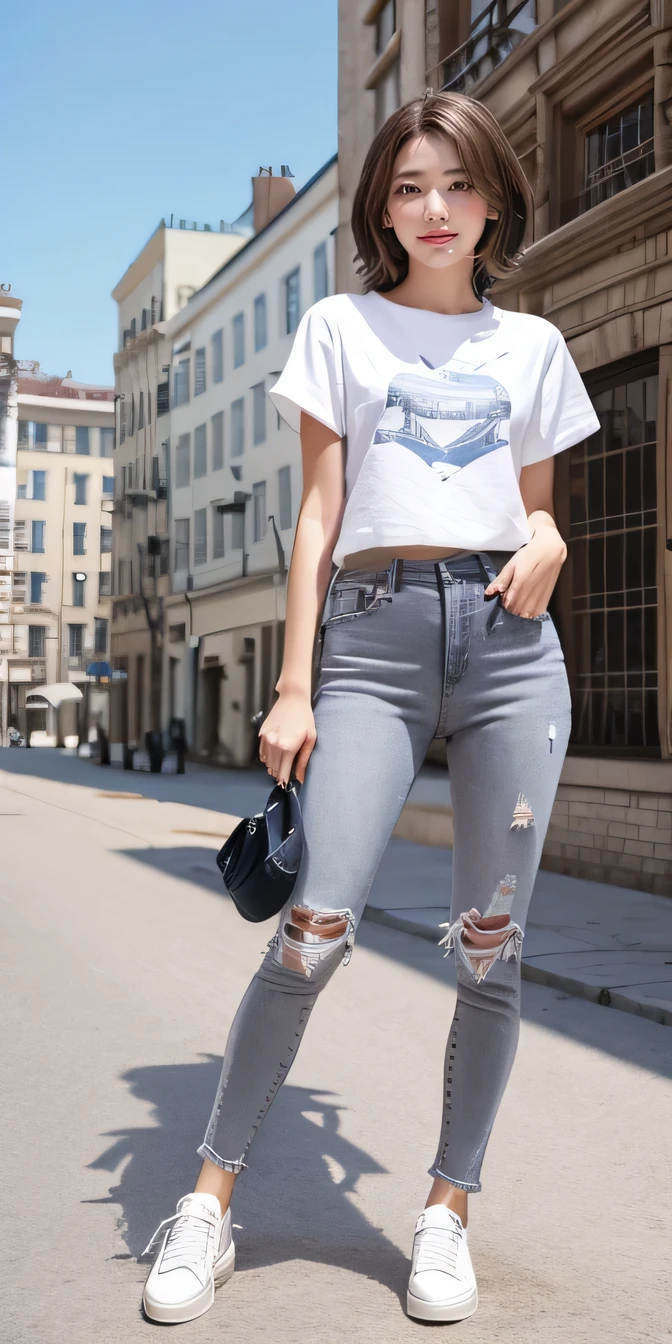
[441,0,536,95]
[558,138,655,228]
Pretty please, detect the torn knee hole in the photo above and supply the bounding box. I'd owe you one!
[273,905,356,976]
[438,906,523,983]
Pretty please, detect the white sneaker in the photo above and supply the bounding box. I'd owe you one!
[142,1192,235,1324]
[407,1204,478,1322]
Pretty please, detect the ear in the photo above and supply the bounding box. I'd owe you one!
[383,211,393,228]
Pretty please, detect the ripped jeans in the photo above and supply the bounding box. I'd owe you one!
[198,550,572,1193]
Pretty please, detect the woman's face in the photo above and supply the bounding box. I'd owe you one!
[384,132,497,274]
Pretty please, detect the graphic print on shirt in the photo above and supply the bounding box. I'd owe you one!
[372,355,511,483]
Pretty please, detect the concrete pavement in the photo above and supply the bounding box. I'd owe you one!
[1,748,672,1343]
[7,748,671,1025]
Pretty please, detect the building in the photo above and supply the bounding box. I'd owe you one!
[337,0,672,894]
[109,212,253,759]
[0,291,115,744]
[161,158,337,765]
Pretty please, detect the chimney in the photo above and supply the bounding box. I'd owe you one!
[252,165,296,233]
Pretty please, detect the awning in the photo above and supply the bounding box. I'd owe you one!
[26,682,83,709]
[86,661,112,678]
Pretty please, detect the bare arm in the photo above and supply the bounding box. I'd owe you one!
[484,457,567,617]
[259,410,345,783]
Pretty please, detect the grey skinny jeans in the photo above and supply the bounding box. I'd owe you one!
[199,550,572,1193]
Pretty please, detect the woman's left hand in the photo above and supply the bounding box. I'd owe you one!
[484,528,567,618]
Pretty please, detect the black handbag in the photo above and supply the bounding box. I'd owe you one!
[216,778,304,922]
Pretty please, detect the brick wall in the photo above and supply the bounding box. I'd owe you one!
[543,786,672,896]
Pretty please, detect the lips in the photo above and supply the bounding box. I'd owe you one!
[418,232,458,245]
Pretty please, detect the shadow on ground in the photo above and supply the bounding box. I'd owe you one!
[123,843,672,1082]
[86,1058,408,1304]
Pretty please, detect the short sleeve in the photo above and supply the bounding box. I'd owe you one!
[521,328,600,467]
[268,304,345,438]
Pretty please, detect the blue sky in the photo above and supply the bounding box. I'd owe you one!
[3,0,337,386]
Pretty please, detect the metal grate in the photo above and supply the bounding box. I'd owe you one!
[567,363,659,753]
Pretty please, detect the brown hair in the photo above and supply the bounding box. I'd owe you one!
[351,91,532,300]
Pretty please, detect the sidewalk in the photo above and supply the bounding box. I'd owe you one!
[369,767,672,1028]
[3,749,671,1026]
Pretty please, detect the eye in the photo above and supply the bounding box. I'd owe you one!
[396,183,420,195]
[449,180,473,191]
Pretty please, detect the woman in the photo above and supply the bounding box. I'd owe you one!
[142,91,599,1325]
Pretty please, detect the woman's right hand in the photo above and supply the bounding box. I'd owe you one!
[258,691,317,786]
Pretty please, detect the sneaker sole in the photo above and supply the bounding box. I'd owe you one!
[406,1285,478,1322]
[143,1241,235,1324]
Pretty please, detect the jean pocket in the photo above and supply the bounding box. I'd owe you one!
[500,604,551,624]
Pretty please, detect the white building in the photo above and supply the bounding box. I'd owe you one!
[163,156,337,764]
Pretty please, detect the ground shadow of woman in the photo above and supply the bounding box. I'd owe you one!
[86,1055,411,1304]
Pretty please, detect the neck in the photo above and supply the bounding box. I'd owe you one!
[386,257,483,315]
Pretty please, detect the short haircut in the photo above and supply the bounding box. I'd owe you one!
[351,91,532,300]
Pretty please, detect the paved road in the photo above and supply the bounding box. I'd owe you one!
[2,752,671,1343]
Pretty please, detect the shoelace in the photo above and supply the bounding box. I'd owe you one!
[142,1207,216,1270]
[414,1220,462,1276]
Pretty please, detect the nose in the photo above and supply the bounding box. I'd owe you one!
[424,189,449,222]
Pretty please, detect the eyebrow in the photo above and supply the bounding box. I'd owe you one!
[391,166,467,182]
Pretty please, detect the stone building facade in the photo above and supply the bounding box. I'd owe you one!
[337,0,672,894]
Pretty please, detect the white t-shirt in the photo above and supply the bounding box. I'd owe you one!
[268,292,600,568]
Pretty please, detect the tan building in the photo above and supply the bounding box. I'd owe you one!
[337,0,672,894]
[0,292,115,744]
[110,213,252,759]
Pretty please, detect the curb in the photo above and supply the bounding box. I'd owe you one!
[362,906,672,1030]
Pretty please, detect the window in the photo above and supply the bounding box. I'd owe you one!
[252,382,266,445]
[74,473,88,505]
[560,94,655,228]
[284,268,300,334]
[99,426,114,458]
[194,423,207,477]
[73,522,86,554]
[213,506,225,559]
[102,475,114,496]
[375,0,395,52]
[75,426,90,455]
[137,390,145,431]
[18,470,46,500]
[174,518,190,571]
[157,380,170,415]
[119,400,126,445]
[231,509,244,550]
[254,294,267,351]
[68,624,84,657]
[72,573,86,607]
[313,242,328,302]
[562,359,659,752]
[32,520,45,553]
[175,433,190,487]
[173,358,190,406]
[211,411,224,471]
[94,617,108,654]
[100,526,112,553]
[231,397,245,457]
[130,395,136,437]
[194,508,207,565]
[195,347,206,395]
[211,329,224,383]
[30,572,46,604]
[252,481,267,543]
[375,58,401,131]
[99,570,111,599]
[31,467,46,499]
[278,465,292,530]
[29,626,45,658]
[232,312,245,368]
[34,423,48,445]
